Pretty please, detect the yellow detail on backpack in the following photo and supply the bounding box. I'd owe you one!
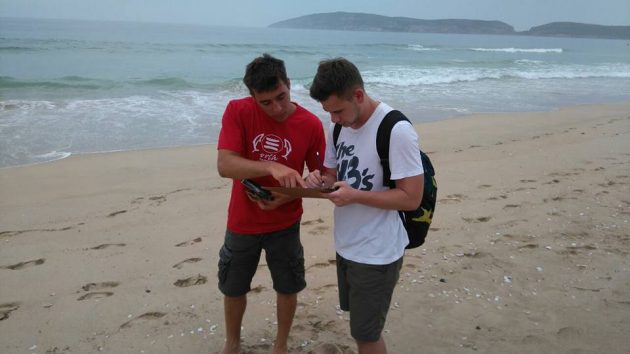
[412,208,433,224]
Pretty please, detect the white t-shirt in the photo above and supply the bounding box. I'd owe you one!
[323,102,424,265]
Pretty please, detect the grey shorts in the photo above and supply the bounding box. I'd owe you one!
[217,222,305,297]
[337,253,403,342]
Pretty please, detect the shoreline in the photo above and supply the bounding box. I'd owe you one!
[2,100,629,171]
[1,101,629,353]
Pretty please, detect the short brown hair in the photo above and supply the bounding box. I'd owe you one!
[309,58,364,102]
[243,53,289,95]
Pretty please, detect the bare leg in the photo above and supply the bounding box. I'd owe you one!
[273,292,297,354]
[357,337,387,354]
[221,295,247,354]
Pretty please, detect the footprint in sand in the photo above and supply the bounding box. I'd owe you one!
[598,180,617,187]
[462,251,488,258]
[487,194,508,201]
[148,195,167,206]
[556,326,584,341]
[1,258,45,270]
[544,195,576,202]
[107,210,127,217]
[90,243,126,250]
[497,235,538,250]
[302,218,325,226]
[129,194,169,207]
[0,230,26,237]
[503,204,521,209]
[514,186,536,192]
[131,197,144,205]
[172,257,203,269]
[77,292,114,301]
[77,281,118,301]
[303,218,329,235]
[309,319,339,332]
[81,281,119,292]
[175,237,202,247]
[312,284,337,294]
[174,274,207,287]
[462,216,491,223]
[120,311,166,329]
[0,302,20,321]
[308,225,329,235]
[518,244,539,250]
[250,285,266,294]
[1,225,77,238]
[439,194,465,204]
[134,190,185,206]
[558,244,597,256]
[549,171,580,177]
[306,259,336,271]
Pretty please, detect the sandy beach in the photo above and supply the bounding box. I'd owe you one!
[1,102,629,354]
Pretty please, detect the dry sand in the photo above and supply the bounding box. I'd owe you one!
[1,102,629,354]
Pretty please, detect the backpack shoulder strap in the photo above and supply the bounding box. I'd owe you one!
[333,123,342,151]
[377,110,411,187]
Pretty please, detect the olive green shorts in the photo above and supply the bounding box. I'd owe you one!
[336,253,403,342]
[217,222,305,297]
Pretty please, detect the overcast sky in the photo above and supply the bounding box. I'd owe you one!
[1,0,628,30]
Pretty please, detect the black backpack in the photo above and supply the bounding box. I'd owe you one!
[333,110,437,249]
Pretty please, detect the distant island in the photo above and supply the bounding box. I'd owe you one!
[269,12,630,40]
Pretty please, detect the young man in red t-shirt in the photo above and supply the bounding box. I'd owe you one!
[216,53,325,354]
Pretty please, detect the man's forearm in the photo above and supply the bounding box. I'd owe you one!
[352,187,421,211]
[217,150,274,180]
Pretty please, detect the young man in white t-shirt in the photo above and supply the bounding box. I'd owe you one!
[306,58,424,354]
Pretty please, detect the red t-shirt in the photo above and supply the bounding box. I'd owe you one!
[217,97,326,234]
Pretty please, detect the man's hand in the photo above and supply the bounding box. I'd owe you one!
[268,163,307,188]
[325,181,359,207]
[305,168,336,189]
[251,191,295,210]
[304,169,324,188]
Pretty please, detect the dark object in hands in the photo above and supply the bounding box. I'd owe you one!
[241,179,274,201]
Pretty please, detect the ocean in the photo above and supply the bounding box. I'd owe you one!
[1,17,630,168]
